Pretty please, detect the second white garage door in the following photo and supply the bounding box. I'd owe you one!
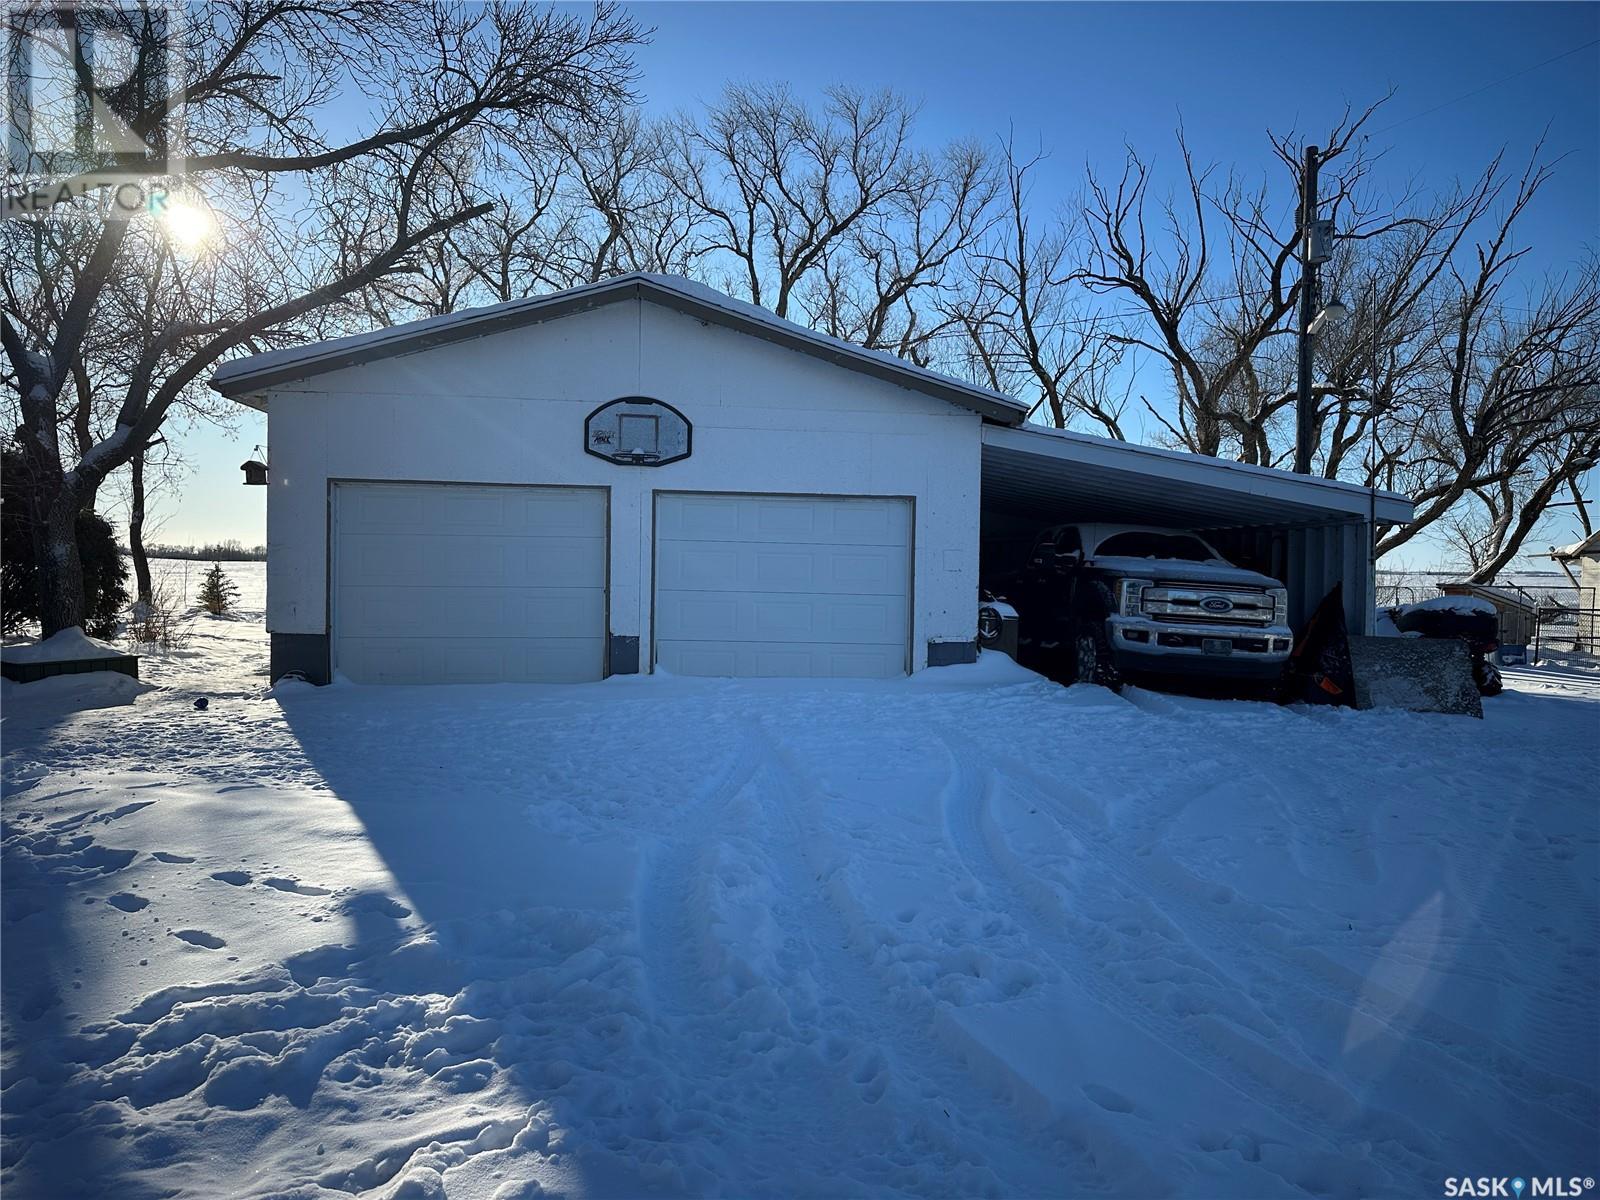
[333,482,607,684]
[653,493,912,678]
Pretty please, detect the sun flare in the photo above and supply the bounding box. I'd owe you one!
[158,199,218,249]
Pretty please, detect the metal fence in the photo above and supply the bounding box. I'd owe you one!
[1532,592,1598,662]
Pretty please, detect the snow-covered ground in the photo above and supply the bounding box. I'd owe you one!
[3,560,1597,1199]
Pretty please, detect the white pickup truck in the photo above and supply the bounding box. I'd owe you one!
[988,523,1295,688]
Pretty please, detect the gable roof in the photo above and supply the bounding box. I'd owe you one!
[1552,530,1600,560]
[208,272,1030,423]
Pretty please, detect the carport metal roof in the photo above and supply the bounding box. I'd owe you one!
[982,424,1414,531]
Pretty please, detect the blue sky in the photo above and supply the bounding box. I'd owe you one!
[166,2,1598,566]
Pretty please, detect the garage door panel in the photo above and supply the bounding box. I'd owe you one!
[340,533,606,588]
[658,494,910,547]
[655,493,911,679]
[656,543,906,596]
[338,636,605,685]
[343,484,606,540]
[334,483,606,684]
[655,639,907,679]
[337,584,605,639]
[658,589,903,643]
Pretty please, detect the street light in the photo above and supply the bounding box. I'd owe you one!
[1307,298,1347,336]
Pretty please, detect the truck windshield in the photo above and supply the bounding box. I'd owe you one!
[1094,532,1218,562]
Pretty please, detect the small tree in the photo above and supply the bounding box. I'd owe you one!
[197,563,239,617]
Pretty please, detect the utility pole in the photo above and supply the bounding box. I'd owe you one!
[1294,144,1322,475]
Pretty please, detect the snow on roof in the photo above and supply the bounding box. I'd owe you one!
[208,273,1028,423]
[1552,530,1600,560]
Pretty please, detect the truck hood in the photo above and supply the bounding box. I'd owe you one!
[1088,556,1284,590]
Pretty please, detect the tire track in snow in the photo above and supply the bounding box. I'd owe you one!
[747,721,1105,1198]
[986,721,1600,1109]
[937,728,1593,1177]
[934,727,1459,1189]
[631,718,1021,1195]
[636,717,766,1020]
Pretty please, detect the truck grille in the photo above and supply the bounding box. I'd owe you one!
[1141,585,1275,626]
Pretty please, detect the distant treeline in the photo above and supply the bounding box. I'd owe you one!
[131,541,267,562]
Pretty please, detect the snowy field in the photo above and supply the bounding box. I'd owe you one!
[2,560,1597,1199]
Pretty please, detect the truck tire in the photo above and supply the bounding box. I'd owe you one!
[1071,625,1122,691]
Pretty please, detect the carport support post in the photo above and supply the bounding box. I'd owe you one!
[1293,144,1320,476]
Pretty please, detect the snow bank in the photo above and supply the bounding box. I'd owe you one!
[906,648,1040,686]
[1,670,151,715]
[0,626,123,663]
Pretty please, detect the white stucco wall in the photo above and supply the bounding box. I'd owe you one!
[261,297,982,672]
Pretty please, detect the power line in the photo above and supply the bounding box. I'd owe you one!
[1366,38,1600,137]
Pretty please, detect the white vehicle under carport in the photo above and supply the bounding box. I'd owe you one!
[997,523,1295,688]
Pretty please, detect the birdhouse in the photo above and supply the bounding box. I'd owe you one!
[240,459,269,486]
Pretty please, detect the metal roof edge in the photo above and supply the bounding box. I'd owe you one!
[983,423,1416,525]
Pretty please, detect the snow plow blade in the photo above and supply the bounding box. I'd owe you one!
[1347,635,1483,718]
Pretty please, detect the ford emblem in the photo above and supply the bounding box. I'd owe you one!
[1201,597,1234,614]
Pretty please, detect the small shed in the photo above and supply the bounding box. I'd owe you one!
[1438,582,1536,650]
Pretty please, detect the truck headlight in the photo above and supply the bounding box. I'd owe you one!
[1118,579,1152,617]
[1268,587,1289,625]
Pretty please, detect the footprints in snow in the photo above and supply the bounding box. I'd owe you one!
[107,892,149,912]
[206,868,355,902]
[265,877,331,897]
[340,892,410,918]
[171,928,227,949]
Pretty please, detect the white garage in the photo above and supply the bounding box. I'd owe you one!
[332,482,608,683]
[653,492,912,678]
[212,274,1011,685]
[211,272,1408,687]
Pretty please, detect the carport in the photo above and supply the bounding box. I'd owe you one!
[979,424,1415,634]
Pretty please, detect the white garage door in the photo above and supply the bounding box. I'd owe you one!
[654,493,912,678]
[333,482,607,684]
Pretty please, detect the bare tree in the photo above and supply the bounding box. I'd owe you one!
[797,137,999,362]
[542,113,699,285]
[1071,105,1407,459]
[664,84,928,320]
[2,0,641,634]
[1300,147,1600,567]
[1375,261,1600,571]
[944,143,1127,435]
